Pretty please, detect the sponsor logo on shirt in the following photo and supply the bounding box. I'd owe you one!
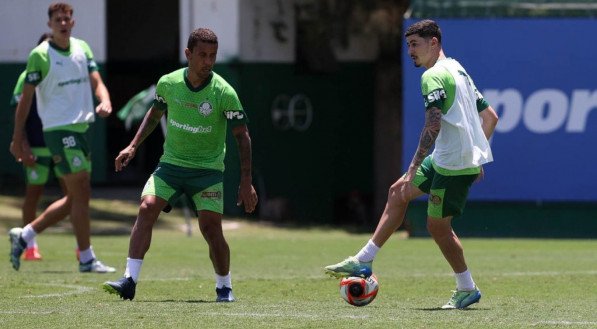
[169,118,212,133]
[424,89,446,107]
[57,76,89,87]
[155,94,166,104]
[201,191,222,199]
[224,110,244,120]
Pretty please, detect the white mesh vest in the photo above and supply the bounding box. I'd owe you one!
[432,59,493,170]
[36,39,95,130]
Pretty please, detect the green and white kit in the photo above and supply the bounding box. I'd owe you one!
[414,58,493,218]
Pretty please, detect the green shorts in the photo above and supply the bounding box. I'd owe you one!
[141,162,224,214]
[43,130,92,176]
[412,156,479,218]
[23,147,62,185]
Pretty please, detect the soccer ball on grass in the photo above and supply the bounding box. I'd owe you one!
[339,274,379,306]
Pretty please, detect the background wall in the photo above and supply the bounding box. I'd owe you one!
[0,0,105,62]
[0,0,380,226]
[2,1,594,237]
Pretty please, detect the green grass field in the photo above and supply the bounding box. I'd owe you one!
[0,194,596,328]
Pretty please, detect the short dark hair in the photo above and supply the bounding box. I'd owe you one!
[48,2,73,19]
[405,19,441,44]
[37,32,52,45]
[187,28,218,51]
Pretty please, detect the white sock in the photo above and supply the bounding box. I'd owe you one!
[78,246,96,264]
[21,224,37,244]
[215,272,232,289]
[355,239,380,262]
[124,258,143,283]
[27,238,38,249]
[455,269,476,291]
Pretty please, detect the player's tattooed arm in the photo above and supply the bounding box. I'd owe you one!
[232,124,253,181]
[405,106,442,180]
[232,124,258,213]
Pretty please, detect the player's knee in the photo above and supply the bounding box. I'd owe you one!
[200,221,224,242]
[387,188,408,207]
[139,198,163,218]
[64,172,91,199]
[426,218,451,238]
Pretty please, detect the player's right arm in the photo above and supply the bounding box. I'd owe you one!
[10,83,36,166]
[115,105,164,172]
[116,77,168,172]
[12,47,48,165]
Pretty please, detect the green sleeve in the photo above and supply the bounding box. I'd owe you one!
[152,76,168,111]
[467,75,490,112]
[476,97,490,113]
[421,70,447,111]
[25,46,49,86]
[221,85,248,126]
[10,71,26,107]
[77,39,99,73]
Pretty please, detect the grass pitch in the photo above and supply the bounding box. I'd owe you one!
[0,194,596,328]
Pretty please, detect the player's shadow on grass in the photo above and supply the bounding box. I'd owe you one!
[138,299,219,303]
[415,307,488,311]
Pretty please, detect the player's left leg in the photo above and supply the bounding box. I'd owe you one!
[425,172,481,309]
[186,170,233,302]
[43,130,114,273]
[198,210,235,302]
[22,184,44,228]
[21,148,53,260]
[428,218,481,309]
[22,184,44,260]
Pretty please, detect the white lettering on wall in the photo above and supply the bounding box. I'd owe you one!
[524,89,568,133]
[483,88,597,133]
[568,90,597,132]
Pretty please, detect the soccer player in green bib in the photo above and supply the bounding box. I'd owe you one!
[103,28,258,302]
[8,2,115,273]
[325,20,499,309]
[9,32,68,261]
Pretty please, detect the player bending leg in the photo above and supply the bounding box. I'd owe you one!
[325,19,498,310]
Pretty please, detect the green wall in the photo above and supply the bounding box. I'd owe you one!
[406,201,597,238]
[219,63,375,222]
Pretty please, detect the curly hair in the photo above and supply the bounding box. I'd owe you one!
[405,19,441,44]
[187,28,218,51]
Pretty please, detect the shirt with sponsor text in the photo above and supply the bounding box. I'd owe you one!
[153,68,248,171]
